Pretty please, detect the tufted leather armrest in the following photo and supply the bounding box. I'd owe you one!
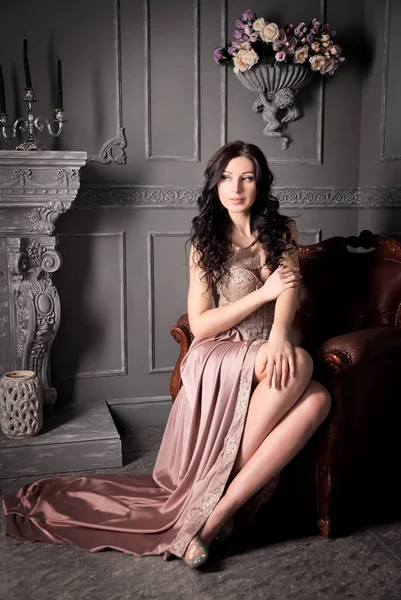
[317,326,401,374]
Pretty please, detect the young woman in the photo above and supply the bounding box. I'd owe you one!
[3,141,330,569]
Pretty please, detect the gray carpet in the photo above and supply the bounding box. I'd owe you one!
[1,426,400,600]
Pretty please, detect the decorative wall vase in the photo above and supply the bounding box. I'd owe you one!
[0,370,43,438]
[235,64,313,150]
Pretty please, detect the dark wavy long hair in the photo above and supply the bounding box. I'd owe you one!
[190,140,297,288]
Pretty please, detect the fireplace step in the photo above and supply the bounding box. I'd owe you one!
[0,400,122,478]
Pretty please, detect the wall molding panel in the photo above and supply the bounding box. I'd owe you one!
[147,231,190,374]
[55,231,128,380]
[220,0,228,147]
[298,229,322,245]
[144,0,200,161]
[379,0,401,162]
[87,0,126,165]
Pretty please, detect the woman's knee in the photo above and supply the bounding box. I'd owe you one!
[253,344,314,387]
[294,347,314,382]
[305,380,331,425]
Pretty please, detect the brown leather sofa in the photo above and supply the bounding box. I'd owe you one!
[169,230,401,538]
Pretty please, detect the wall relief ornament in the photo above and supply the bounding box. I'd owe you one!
[74,186,401,209]
[0,167,79,193]
[7,238,62,406]
[76,186,201,206]
[88,128,127,165]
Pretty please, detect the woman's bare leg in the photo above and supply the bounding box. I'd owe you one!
[198,365,331,545]
[232,346,314,478]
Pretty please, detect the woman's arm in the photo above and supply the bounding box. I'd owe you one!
[187,244,266,341]
[258,221,301,389]
[187,243,300,341]
[270,220,300,336]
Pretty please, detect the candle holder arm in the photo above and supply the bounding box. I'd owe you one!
[1,117,28,140]
[34,112,66,139]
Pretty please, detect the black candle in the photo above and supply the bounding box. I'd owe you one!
[0,65,6,114]
[23,37,32,88]
[56,57,63,110]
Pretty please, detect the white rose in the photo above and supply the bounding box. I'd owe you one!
[309,54,326,71]
[233,48,259,73]
[294,45,309,64]
[330,44,342,56]
[320,58,335,74]
[253,18,265,32]
[260,22,280,42]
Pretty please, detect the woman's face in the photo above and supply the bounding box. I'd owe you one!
[216,156,257,215]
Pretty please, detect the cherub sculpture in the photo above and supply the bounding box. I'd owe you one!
[251,86,300,150]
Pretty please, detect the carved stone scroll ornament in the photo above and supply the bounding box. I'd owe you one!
[7,238,62,406]
[27,201,72,235]
[88,128,127,164]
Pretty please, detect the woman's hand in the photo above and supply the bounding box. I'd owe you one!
[256,331,296,390]
[259,265,300,303]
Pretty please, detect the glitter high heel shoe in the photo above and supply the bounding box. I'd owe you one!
[183,535,209,569]
[215,515,234,542]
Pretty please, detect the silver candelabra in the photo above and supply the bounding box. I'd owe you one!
[0,87,66,150]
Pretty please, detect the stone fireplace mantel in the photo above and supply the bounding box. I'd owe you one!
[0,151,122,477]
[0,151,87,403]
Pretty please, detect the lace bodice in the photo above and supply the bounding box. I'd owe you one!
[213,244,276,341]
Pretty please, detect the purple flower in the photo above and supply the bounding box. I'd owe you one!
[244,24,252,36]
[233,29,242,39]
[306,34,313,43]
[242,9,254,21]
[311,27,319,35]
[275,50,287,62]
[286,36,297,50]
[276,29,287,43]
[228,46,237,55]
[213,48,224,63]
[236,19,244,29]
[249,32,258,42]
[242,34,249,41]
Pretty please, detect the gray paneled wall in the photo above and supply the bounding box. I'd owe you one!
[1,0,400,426]
[1,0,363,186]
[357,0,401,234]
[359,0,401,185]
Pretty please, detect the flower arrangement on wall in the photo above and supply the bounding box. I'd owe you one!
[214,9,344,149]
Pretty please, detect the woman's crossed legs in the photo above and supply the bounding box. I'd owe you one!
[198,344,331,545]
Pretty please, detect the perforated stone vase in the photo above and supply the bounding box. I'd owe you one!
[0,370,43,438]
[235,64,313,150]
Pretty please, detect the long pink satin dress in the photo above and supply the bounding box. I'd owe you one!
[3,244,279,559]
